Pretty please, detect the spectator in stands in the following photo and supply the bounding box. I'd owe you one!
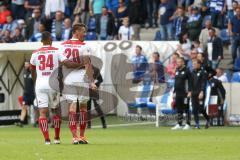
[215,68,228,82]
[61,18,72,41]
[11,0,25,20]
[116,0,128,28]
[228,7,240,64]
[45,0,65,19]
[0,3,11,25]
[11,27,24,42]
[106,0,119,16]
[24,0,42,19]
[99,6,117,40]
[17,19,26,38]
[208,0,226,29]
[186,6,202,41]
[174,7,188,40]
[86,11,98,40]
[131,45,148,83]
[90,0,105,36]
[226,0,238,21]
[149,52,165,83]
[158,0,175,40]
[64,0,77,18]
[166,52,179,78]
[145,0,158,28]
[192,40,203,53]
[25,8,42,41]
[0,29,13,43]
[51,11,64,41]
[199,20,220,52]
[128,0,145,40]
[74,0,90,25]
[118,17,134,40]
[29,23,56,42]
[187,49,198,71]
[177,32,192,60]
[1,15,19,37]
[208,28,223,69]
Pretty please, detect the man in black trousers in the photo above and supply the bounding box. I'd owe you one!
[87,65,106,129]
[190,59,210,129]
[172,57,192,130]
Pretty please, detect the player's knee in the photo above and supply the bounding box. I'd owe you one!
[39,108,48,118]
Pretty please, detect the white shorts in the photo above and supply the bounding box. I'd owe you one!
[63,69,90,104]
[35,89,60,109]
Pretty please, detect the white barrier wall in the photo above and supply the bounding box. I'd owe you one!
[0,41,177,115]
[0,41,239,120]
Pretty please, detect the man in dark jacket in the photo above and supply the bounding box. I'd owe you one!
[172,57,192,130]
[128,0,146,40]
[16,61,35,127]
[87,65,106,129]
[25,8,42,41]
[208,28,223,69]
[98,6,117,40]
[174,7,188,40]
[187,6,202,41]
[208,74,226,126]
[190,59,210,129]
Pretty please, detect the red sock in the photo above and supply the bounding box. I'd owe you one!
[80,110,87,137]
[39,117,50,141]
[53,115,61,139]
[69,111,77,138]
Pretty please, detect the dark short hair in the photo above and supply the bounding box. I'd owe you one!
[173,52,180,57]
[209,28,216,32]
[192,59,202,64]
[153,52,160,57]
[41,31,51,42]
[72,23,87,34]
[136,45,142,50]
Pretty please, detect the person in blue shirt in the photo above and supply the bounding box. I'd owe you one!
[228,7,240,64]
[131,45,148,83]
[149,52,165,83]
[159,0,175,40]
[207,0,225,29]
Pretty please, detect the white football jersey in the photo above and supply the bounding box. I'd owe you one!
[30,45,67,90]
[60,39,92,85]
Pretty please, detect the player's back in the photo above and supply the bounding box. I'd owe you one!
[60,39,91,85]
[31,46,63,90]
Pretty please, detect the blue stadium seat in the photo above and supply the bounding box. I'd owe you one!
[234,58,240,71]
[231,72,240,82]
[127,82,156,115]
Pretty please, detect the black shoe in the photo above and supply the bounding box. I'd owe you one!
[15,122,23,128]
[205,121,210,129]
[102,123,107,129]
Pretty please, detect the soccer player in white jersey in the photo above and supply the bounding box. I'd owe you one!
[60,23,95,144]
[30,31,83,145]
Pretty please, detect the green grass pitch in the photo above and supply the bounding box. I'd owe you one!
[0,117,240,160]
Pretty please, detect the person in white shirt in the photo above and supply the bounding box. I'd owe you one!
[215,68,228,83]
[45,0,65,19]
[30,31,82,145]
[62,18,72,41]
[118,17,134,40]
[59,23,95,145]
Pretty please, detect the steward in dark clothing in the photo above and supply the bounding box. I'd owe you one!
[87,65,106,129]
[174,57,192,127]
[190,59,210,129]
[208,76,226,126]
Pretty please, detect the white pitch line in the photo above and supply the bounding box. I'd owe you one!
[90,122,155,129]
